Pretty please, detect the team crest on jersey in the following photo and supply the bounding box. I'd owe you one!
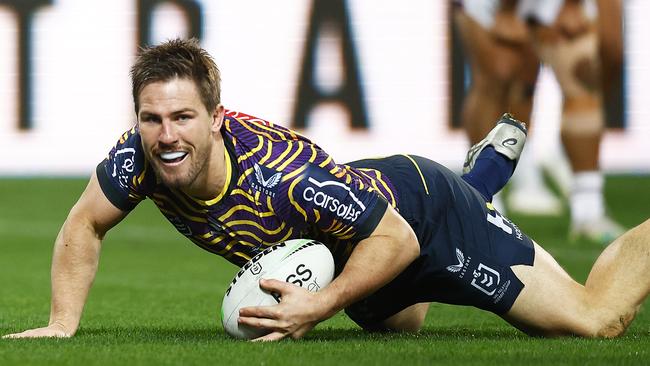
[111,147,136,189]
[470,263,501,296]
[251,163,282,198]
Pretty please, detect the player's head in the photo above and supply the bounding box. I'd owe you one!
[130,38,221,114]
[131,39,225,194]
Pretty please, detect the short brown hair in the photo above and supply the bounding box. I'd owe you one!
[130,38,221,113]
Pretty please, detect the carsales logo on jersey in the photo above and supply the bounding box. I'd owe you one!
[302,177,366,222]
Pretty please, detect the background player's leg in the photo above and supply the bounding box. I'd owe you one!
[532,3,624,244]
[503,219,650,337]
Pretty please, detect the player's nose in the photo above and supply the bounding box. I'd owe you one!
[158,120,179,145]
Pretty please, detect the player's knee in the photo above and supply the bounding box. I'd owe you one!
[567,305,638,338]
[560,96,603,136]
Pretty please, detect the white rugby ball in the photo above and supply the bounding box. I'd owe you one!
[221,239,335,339]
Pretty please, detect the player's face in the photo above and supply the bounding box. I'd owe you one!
[137,78,223,191]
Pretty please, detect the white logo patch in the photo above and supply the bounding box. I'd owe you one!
[446,248,464,273]
[471,263,501,296]
[254,163,282,188]
[302,177,366,222]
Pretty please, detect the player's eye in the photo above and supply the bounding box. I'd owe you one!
[140,114,161,123]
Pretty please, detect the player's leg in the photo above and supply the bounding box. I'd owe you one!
[381,303,430,332]
[532,4,624,244]
[503,219,650,337]
[461,114,526,202]
[453,6,538,145]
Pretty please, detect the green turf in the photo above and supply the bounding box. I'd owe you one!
[1,176,649,365]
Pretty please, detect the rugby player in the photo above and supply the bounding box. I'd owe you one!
[4,39,648,341]
[454,0,625,243]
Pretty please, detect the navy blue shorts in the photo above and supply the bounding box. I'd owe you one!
[345,155,535,330]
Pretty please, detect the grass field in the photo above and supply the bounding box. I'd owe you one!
[1,176,649,365]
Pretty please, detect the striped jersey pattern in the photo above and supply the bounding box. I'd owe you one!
[97,110,398,268]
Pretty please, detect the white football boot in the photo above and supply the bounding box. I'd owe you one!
[570,215,626,246]
[463,113,528,175]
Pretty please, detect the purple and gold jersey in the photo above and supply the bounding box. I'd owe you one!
[97,110,398,268]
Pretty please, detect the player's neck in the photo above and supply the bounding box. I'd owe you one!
[182,134,229,201]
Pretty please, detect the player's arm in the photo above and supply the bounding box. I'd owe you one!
[3,172,128,339]
[238,204,419,341]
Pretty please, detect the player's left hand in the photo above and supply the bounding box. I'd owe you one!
[238,278,332,342]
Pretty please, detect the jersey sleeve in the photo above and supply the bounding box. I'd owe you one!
[281,149,388,242]
[95,127,149,211]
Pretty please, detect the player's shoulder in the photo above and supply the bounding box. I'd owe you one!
[103,125,149,188]
[223,109,311,144]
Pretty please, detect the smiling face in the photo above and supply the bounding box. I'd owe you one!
[137,77,225,195]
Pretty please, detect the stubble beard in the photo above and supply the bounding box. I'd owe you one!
[151,143,212,191]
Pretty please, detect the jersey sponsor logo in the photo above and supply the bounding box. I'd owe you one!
[470,263,501,296]
[302,177,366,222]
[252,163,282,197]
[446,248,472,279]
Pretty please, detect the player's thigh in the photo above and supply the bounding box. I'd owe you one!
[534,25,600,98]
[502,241,594,337]
[382,303,430,332]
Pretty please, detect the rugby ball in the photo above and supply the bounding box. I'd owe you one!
[221,239,335,339]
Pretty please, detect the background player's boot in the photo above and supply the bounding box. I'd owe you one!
[463,113,528,175]
[570,215,626,245]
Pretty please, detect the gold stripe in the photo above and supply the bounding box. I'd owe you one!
[189,147,232,206]
[313,209,320,223]
[402,154,429,195]
[277,142,304,171]
[209,235,227,244]
[231,188,256,203]
[268,141,293,168]
[324,219,339,233]
[152,194,207,223]
[169,189,208,215]
[228,219,286,235]
[237,167,254,186]
[266,196,275,214]
[309,145,318,163]
[281,162,308,182]
[278,227,294,243]
[242,118,290,141]
[237,119,276,140]
[237,135,264,163]
[374,171,396,206]
[338,226,355,237]
[288,178,308,221]
[232,251,252,262]
[233,230,264,243]
[260,140,273,164]
[318,156,332,168]
[219,204,275,221]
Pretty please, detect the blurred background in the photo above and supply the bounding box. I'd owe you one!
[1,0,648,176]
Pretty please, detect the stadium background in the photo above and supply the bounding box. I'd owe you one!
[1,0,649,175]
[1,1,650,365]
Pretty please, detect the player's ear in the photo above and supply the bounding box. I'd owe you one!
[211,104,225,132]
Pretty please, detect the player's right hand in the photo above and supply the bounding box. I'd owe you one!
[2,323,71,339]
